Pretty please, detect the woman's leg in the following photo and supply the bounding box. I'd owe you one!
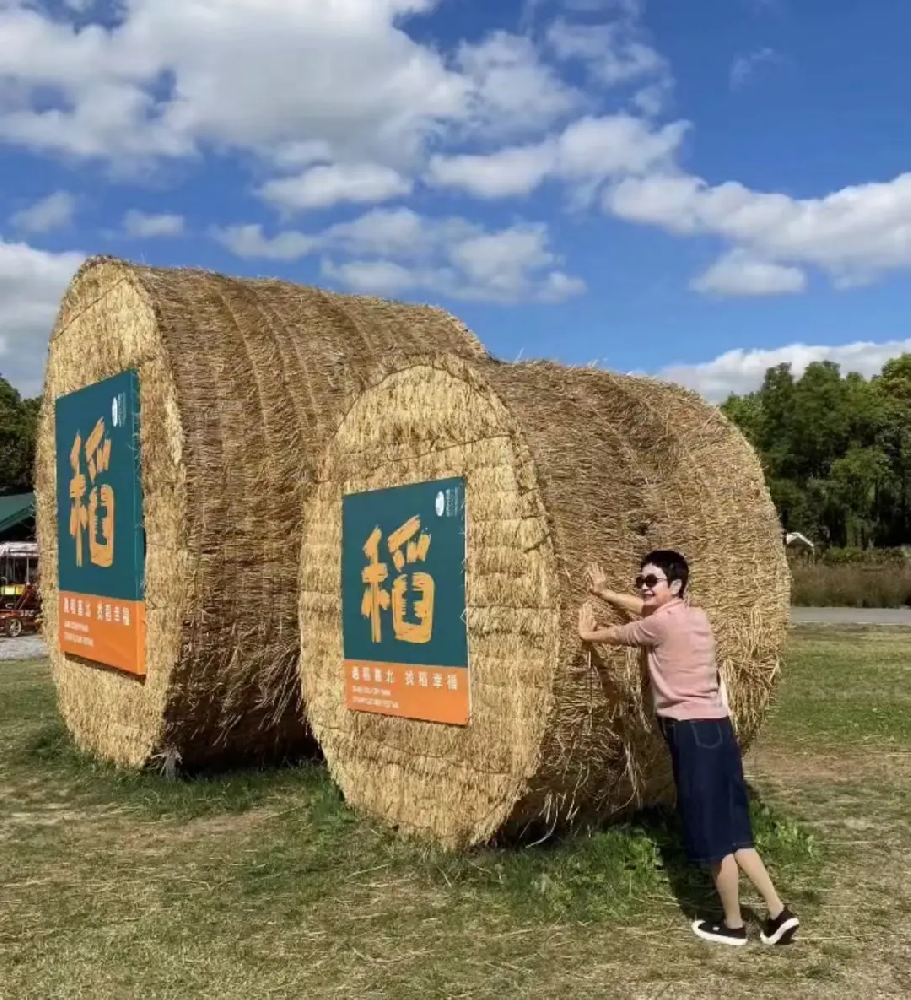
[734,848,784,918]
[723,723,786,918]
[710,854,744,929]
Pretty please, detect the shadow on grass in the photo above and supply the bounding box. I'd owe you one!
[640,784,820,926]
[425,783,819,926]
[12,719,819,928]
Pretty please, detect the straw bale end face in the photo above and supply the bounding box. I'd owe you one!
[36,257,192,767]
[299,354,790,850]
[300,357,562,849]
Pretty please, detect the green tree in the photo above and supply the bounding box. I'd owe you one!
[0,374,39,496]
[720,391,763,446]
[721,352,911,548]
[788,361,851,481]
[828,446,893,549]
[872,356,911,545]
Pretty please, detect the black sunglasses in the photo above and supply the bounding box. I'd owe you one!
[635,573,668,590]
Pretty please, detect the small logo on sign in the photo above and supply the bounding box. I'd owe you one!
[435,491,445,517]
[112,397,119,427]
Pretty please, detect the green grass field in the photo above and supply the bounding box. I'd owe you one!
[1,628,909,999]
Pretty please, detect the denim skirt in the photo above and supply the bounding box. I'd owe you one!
[658,716,755,866]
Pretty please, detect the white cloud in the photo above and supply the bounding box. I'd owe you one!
[455,32,580,137]
[658,339,911,402]
[213,224,317,262]
[538,269,588,302]
[632,79,673,118]
[521,0,645,33]
[447,223,580,301]
[557,115,686,178]
[427,144,555,199]
[6,0,908,305]
[324,220,587,304]
[320,258,425,296]
[123,210,184,237]
[542,0,673,117]
[605,171,911,289]
[321,208,475,259]
[216,209,585,305]
[547,18,666,88]
[258,163,413,213]
[571,1,644,11]
[0,237,84,396]
[730,47,779,89]
[0,2,575,182]
[9,190,77,233]
[691,250,806,297]
[427,114,687,198]
[214,210,457,263]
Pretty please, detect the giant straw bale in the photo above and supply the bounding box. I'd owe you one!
[35,257,487,769]
[298,353,789,849]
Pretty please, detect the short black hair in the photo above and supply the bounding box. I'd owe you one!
[641,549,689,596]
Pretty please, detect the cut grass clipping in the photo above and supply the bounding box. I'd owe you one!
[299,354,790,849]
[35,257,487,771]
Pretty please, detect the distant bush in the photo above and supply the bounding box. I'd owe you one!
[810,546,911,566]
[790,560,911,608]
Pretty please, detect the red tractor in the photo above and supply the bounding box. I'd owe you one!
[0,583,42,639]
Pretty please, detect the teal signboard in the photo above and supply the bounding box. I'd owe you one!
[55,370,146,676]
[341,477,469,724]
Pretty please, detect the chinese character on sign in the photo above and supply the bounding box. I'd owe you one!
[447,674,458,691]
[433,673,443,689]
[359,516,435,645]
[388,516,434,643]
[68,434,88,567]
[405,670,415,686]
[122,607,130,627]
[386,669,395,684]
[361,527,390,643]
[351,666,360,681]
[68,418,115,569]
[418,671,428,687]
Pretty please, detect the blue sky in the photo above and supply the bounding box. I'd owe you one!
[1,0,910,400]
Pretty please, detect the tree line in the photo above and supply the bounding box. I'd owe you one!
[5,357,911,549]
[0,374,39,497]
[721,353,911,549]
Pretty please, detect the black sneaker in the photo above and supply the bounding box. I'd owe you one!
[760,906,799,946]
[691,918,748,947]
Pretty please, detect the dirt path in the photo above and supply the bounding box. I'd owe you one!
[0,635,45,661]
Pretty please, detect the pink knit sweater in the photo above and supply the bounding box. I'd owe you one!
[610,598,729,720]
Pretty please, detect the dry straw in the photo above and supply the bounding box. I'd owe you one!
[35,257,487,769]
[298,353,789,849]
